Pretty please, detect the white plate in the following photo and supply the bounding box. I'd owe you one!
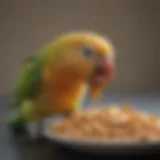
[43,116,160,155]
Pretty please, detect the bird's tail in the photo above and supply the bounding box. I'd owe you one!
[6,113,27,137]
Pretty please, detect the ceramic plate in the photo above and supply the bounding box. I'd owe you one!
[43,115,160,155]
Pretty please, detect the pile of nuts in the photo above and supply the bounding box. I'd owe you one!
[50,105,160,142]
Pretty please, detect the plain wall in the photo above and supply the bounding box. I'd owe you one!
[1,0,160,94]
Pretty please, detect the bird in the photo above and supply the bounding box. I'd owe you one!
[7,31,115,139]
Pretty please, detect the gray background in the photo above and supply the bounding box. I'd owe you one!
[1,1,160,159]
[1,0,160,94]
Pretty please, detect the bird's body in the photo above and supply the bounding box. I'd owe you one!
[8,31,115,138]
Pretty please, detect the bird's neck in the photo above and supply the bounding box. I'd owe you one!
[55,82,88,111]
[71,83,88,110]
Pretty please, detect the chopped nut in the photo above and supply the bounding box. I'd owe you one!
[50,105,160,142]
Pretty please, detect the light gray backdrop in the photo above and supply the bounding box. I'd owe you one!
[1,0,160,94]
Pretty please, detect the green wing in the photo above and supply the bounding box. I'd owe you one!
[11,41,56,108]
[12,57,42,107]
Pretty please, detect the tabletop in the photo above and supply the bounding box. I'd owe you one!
[0,91,160,160]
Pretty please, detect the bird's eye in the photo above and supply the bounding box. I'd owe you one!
[82,45,94,58]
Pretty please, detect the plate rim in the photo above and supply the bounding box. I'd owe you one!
[43,127,160,147]
[43,107,160,147]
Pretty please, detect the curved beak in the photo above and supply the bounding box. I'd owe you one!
[89,59,114,98]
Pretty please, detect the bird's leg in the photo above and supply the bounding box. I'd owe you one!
[36,119,45,139]
[26,119,45,141]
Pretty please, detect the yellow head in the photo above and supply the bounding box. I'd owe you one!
[44,31,115,98]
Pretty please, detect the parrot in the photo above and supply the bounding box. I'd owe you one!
[7,31,115,139]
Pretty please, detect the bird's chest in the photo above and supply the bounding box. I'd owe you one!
[37,83,88,115]
[52,83,88,112]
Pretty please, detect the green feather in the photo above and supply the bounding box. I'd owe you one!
[11,41,56,108]
[12,57,42,107]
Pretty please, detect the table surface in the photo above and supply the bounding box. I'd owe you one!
[0,91,160,160]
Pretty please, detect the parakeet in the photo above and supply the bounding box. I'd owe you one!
[8,31,115,138]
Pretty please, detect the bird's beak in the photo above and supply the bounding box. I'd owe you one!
[89,59,114,99]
